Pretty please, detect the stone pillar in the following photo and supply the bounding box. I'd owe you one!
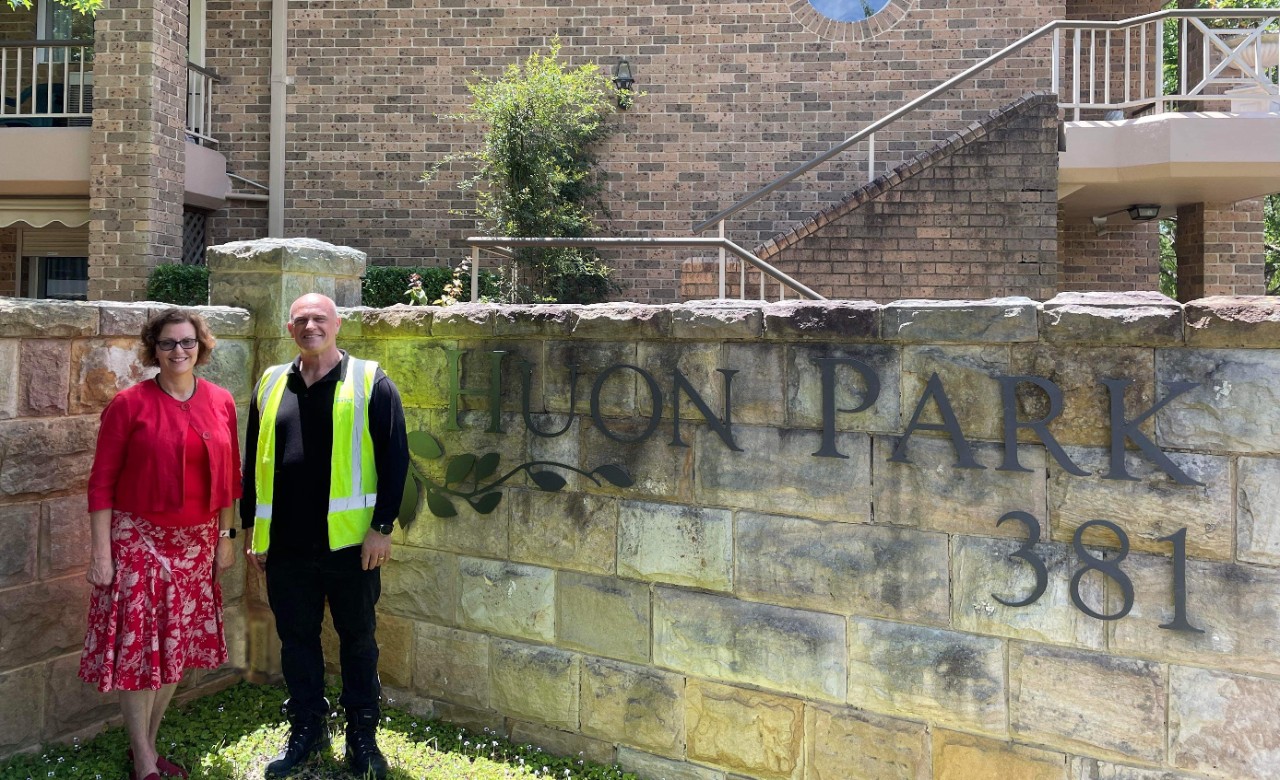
[87,0,190,301]
[1175,200,1267,302]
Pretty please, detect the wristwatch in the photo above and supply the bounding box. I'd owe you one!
[371,521,394,536]
[219,528,237,539]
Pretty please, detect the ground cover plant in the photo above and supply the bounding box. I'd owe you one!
[0,682,642,780]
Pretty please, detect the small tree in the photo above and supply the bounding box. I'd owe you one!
[428,41,625,303]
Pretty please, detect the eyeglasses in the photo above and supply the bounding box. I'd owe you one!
[156,338,198,351]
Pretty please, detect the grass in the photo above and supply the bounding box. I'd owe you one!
[0,682,644,780]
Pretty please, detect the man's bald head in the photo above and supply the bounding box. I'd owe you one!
[287,293,342,359]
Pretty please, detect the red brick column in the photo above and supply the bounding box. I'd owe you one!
[1175,200,1266,301]
[87,0,189,301]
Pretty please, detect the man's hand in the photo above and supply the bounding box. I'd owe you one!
[245,537,266,572]
[361,528,392,571]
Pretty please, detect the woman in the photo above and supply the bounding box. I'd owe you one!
[79,308,241,780]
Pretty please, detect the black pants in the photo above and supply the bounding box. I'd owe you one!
[265,547,382,719]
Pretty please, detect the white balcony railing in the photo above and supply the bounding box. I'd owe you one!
[0,40,94,126]
[1055,14,1280,120]
[186,62,218,147]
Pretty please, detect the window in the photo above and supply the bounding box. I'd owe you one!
[31,256,88,300]
[37,0,94,41]
[17,224,89,300]
[808,0,892,23]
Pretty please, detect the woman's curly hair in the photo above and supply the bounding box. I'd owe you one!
[138,308,216,368]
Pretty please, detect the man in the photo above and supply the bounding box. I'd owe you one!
[242,293,408,779]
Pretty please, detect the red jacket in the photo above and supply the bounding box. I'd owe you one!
[88,379,242,516]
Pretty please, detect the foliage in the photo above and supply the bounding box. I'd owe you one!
[4,0,97,13]
[426,41,625,304]
[0,681,645,780]
[147,264,210,306]
[362,265,499,308]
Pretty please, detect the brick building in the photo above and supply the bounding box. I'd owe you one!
[0,0,1277,303]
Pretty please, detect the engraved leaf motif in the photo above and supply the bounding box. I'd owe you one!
[426,488,457,518]
[407,431,444,460]
[529,469,567,492]
[470,492,502,515]
[396,473,422,527]
[592,464,634,488]
[445,453,477,486]
[474,452,501,481]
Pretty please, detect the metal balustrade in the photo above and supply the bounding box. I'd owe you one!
[0,40,93,125]
[186,62,220,147]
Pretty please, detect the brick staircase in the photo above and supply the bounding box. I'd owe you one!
[680,93,1060,302]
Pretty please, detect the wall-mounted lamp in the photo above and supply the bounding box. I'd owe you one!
[1126,204,1161,221]
[612,58,635,109]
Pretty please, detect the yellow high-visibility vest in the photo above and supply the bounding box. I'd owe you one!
[251,358,380,553]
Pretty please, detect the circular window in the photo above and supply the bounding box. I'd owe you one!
[792,0,910,41]
[809,0,891,23]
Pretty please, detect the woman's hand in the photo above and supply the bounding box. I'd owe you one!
[215,537,236,574]
[86,554,114,587]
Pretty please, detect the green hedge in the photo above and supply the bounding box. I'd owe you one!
[361,265,500,308]
[145,264,210,306]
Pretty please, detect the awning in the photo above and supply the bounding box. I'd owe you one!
[0,198,90,229]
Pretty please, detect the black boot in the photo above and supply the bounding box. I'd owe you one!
[344,708,389,779]
[265,707,331,778]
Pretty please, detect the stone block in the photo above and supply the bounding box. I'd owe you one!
[493,304,576,339]
[1111,554,1280,677]
[952,536,1106,650]
[654,587,845,702]
[1170,666,1280,780]
[884,297,1039,343]
[459,558,554,642]
[685,679,804,780]
[581,658,684,757]
[21,339,70,416]
[847,617,1007,734]
[68,338,150,415]
[508,720,616,766]
[92,301,151,337]
[192,305,254,338]
[41,494,89,579]
[453,340,538,416]
[207,237,367,277]
[617,747,727,780]
[0,664,46,752]
[618,500,732,591]
[0,503,38,588]
[900,345,1011,442]
[570,304,671,340]
[349,306,433,340]
[736,512,950,625]
[1009,643,1166,762]
[722,343,786,427]
[694,425,870,522]
[1069,757,1204,779]
[761,301,880,342]
[1040,292,1183,346]
[1048,446,1231,559]
[0,299,96,338]
[0,578,89,668]
[1156,348,1280,453]
[1183,295,1280,348]
[544,341,637,417]
[379,547,457,626]
[806,702,931,780]
[933,730,1067,780]
[401,496,509,560]
[580,418,691,501]
[875,436,1048,535]
[198,338,254,405]
[555,571,649,664]
[637,341,730,422]
[43,653,115,740]
[370,337,452,410]
[1237,456,1280,566]
[488,639,579,730]
[376,614,414,689]
[412,622,489,710]
[0,416,99,498]
[671,303,763,340]
[0,340,17,420]
[786,343,900,434]
[509,490,617,576]
[1008,344,1157,448]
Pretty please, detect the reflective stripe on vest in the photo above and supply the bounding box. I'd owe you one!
[251,358,380,554]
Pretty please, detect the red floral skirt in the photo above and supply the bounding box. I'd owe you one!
[79,511,228,692]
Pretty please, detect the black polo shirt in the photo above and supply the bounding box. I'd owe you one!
[241,352,409,557]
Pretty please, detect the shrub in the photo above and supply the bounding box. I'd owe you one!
[146,263,209,306]
[362,265,501,308]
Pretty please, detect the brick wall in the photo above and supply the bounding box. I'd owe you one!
[1176,199,1267,301]
[0,299,254,757]
[205,0,1065,302]
[682,94,1060,302]
[1058,217,1162,292]
[87,0,191,301]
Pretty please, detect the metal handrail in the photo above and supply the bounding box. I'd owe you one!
[463,236,826,302]
[693,8,1278,236]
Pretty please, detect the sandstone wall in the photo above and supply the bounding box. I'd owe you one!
[0,298,255,756]
[341,293,1280,780]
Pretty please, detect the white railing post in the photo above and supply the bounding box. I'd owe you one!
[1073,28,1082,120]
[1051,28,1060,96]
[470,246,480,303]
[868,133,876,183]
[1156,19,1165,113]
[717,221,726,300]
